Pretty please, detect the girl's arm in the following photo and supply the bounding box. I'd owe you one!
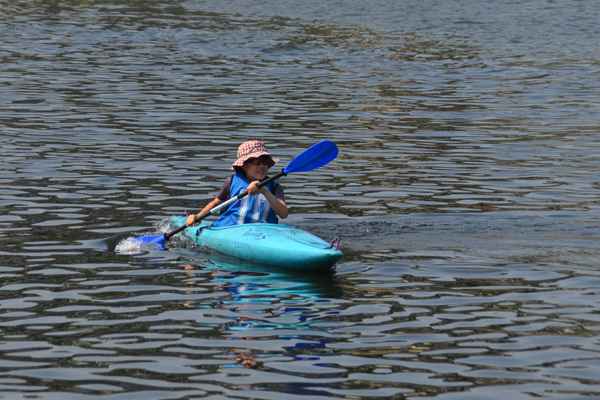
[185,197,224,226]
[247,181,288,219]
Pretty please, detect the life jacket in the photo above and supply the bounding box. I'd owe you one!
[212,172,279,227]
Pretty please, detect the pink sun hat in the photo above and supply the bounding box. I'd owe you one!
[231,141,279,169]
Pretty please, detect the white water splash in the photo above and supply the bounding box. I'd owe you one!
[115,236,143,254]
[114,218,194,254]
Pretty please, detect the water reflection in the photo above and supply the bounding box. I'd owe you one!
[178,250,343,302]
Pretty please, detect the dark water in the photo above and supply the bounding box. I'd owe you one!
[2,0,600,398]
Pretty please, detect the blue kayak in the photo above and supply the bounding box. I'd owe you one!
[170,216,343,272]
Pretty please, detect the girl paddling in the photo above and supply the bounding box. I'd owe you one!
[185,141,288,227]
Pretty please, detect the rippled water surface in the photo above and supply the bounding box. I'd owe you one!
[2,0,600,398]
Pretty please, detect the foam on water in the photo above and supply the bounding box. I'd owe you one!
[113,218,196,254]
[114,236,144,254]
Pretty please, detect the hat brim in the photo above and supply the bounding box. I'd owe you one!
[232,151,279,169]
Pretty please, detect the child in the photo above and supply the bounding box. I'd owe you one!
[185,141,288,227]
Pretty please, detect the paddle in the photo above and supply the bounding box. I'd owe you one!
[135,140,339,246]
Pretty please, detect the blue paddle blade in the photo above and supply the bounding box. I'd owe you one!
[135,234,166,245]
[284,140,338,174]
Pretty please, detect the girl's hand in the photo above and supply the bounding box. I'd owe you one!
[247,181,266,196]
[185,214,198,226]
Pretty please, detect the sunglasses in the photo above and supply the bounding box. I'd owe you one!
[246,157,271,166]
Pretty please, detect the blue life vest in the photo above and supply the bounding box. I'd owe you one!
[212,172,279,227]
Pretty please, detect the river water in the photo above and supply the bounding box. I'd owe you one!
[1,0,600,399]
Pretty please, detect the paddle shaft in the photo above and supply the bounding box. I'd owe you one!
[163,170,287,240]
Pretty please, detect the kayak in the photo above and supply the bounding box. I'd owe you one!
[170,216,343,272]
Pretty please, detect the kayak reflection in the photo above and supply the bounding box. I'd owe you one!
[179,250,343,352]
[178,249,343,302]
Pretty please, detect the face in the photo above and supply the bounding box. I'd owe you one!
[242,156,270,181]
